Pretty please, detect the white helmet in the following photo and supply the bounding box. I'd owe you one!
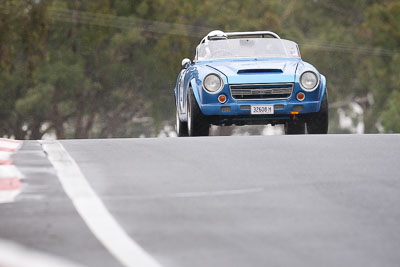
[206,30,227,41]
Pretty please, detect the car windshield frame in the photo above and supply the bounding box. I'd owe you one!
[195,38,301,62]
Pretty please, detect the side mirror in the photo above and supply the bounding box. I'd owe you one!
[181,58,191,69]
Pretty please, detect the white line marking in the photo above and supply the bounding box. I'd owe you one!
[0,238,86,267]
[144,188,264,200]
[172,187,265,198]
[94,187,265,201]
[40,140,163,267]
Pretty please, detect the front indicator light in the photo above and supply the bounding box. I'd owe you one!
[218,94,227,103]
[297,92,305,101]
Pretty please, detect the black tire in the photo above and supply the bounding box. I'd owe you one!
[175,108,188,137]
[284,120,306,135]
[187,88,209,136]
[307,91,328,134]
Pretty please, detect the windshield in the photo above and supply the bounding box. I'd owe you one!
[196,38,300,61]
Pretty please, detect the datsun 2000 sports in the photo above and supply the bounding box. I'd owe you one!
[174,30,328,136]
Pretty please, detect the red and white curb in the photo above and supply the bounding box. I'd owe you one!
[0,138,23,204]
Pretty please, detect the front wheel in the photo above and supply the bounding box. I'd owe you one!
[187,89,209,136]
[307,91,328,134]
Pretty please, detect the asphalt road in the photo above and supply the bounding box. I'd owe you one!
[1,135,400,267]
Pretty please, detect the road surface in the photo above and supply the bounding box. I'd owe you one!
[1,135,400,267]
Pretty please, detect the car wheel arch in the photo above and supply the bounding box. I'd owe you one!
[317,75,327,112]
[188,79,202,108]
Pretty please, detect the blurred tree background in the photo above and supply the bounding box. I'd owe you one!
[0,0,399,139]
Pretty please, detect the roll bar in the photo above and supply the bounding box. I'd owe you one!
[200,31,282,44]
[199,30,288,56]
[225,31,281,39]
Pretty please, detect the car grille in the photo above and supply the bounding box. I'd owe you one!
[230,83,293,100]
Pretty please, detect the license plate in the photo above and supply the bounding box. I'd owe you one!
[251,105,274,115]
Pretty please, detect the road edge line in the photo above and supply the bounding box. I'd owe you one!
[39,140,163,267]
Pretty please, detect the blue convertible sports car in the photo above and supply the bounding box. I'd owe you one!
[174,30,328,136]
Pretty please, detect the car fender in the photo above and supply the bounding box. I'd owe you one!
[189,78,202,107]
[296,61,326,112]
[175,69,186,109]
[317,74,327,111]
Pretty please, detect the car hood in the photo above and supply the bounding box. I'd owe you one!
[205,59,299,84]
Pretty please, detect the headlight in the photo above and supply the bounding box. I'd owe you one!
[203,74,223,94]
[300,71,319,92]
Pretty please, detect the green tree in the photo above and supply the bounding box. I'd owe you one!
[361,1,400,132]
[0,0,51,139]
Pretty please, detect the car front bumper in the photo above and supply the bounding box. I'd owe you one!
[198,100,321,126]
[199,100,321,116]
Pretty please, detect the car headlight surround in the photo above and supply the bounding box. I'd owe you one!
[203,73,224,94]
[300,71,319,92]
